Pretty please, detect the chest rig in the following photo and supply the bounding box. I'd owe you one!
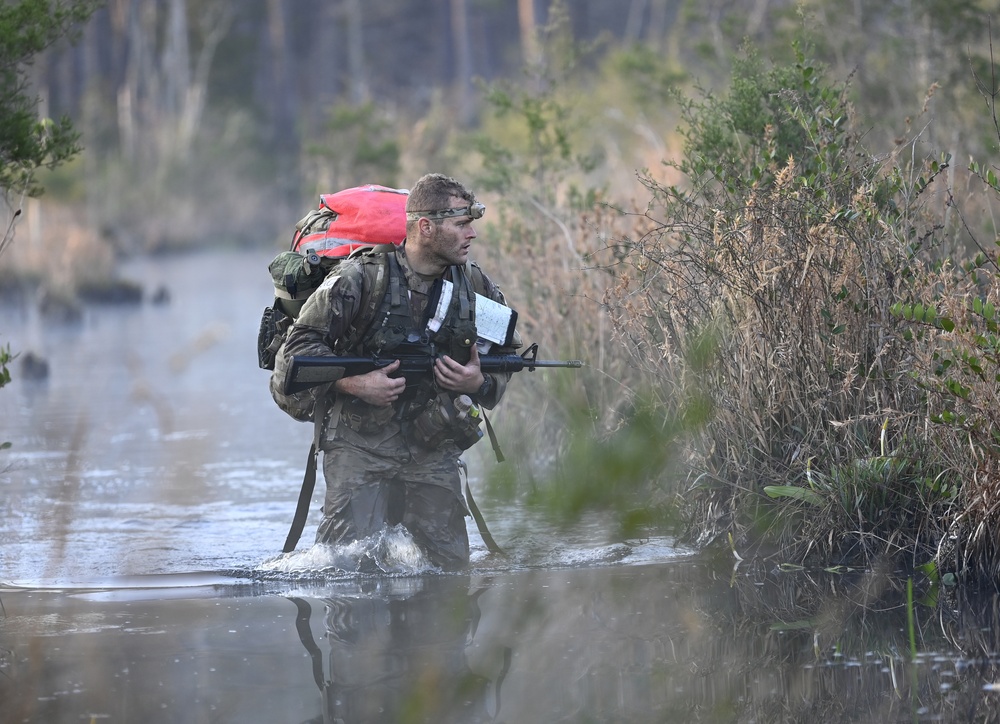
[355,251,479,416]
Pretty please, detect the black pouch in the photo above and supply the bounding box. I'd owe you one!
[257,305,290,370]
[441,320,478,365]
[367,325,408,355]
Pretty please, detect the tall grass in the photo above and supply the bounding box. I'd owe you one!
[599,44,966,567]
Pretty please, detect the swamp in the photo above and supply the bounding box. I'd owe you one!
[7,2,1000,722]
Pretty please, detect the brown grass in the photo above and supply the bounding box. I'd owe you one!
[598,154,960,568]
[0,202,115,297]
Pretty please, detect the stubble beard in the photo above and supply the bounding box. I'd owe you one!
[431,224,469,268]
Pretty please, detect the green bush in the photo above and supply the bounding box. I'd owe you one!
[602,42,955,566]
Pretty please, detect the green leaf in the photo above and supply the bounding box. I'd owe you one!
[764,485,824,506]
[770,619,817,631]
[777,562,805,571]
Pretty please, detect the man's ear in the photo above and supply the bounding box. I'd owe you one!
[418,217,435,237]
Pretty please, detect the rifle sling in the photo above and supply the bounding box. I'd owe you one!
[282,392,340,553]
[282,444,317,554]
[482,408,504,463]
[465,479,503,555]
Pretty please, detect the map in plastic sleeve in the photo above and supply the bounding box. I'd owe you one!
[432,280,518,346]
[474,293,518,346]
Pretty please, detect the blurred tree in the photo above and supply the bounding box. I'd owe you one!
[451,0,473,124]
[0,0,99,452]
[0,0,100,256]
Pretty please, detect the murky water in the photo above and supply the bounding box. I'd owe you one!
[2,249,1000,722]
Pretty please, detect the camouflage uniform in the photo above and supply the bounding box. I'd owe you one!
[274,244,513,570]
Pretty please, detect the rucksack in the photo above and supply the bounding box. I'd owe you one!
[257,184,409,373]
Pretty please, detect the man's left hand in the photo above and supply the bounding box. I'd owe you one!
[434,344,485,394]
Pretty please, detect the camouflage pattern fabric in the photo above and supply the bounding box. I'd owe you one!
[275,244,516,569]
[316,437,470,571]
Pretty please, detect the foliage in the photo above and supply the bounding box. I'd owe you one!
[304,101,402,195]
[458,3,674,529]
[886,96,1000,577]
[673,0,994,160]
[601,42,960,566]
[0,1,99,455]
[0,0,99,199]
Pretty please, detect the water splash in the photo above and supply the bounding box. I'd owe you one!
[254,524,432,579]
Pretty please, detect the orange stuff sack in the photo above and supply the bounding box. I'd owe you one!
[292,184,408,258]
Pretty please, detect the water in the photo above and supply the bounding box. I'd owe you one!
[2,249,1000,722]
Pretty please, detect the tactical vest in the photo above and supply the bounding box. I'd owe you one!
[339,250,479,426]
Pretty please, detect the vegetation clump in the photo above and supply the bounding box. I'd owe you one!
[597,41,1000,581]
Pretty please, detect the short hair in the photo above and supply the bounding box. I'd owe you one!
[405,173,476,217]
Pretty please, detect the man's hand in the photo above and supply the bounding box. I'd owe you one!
[434,344,485,394]
[334,359,405,407]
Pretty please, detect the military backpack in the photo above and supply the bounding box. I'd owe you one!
[257,184,409,375]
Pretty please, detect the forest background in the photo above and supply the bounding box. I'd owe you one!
[5,0,1000,581]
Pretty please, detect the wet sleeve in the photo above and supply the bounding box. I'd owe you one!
[272,261,365,393]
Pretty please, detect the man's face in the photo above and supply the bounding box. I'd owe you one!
[427,195,477,266]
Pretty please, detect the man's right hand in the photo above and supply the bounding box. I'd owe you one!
[333,359,405,407]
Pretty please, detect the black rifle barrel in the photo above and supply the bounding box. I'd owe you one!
[283,347,582,395]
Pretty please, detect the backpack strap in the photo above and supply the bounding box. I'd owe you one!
[281,244,397,554]
[342,243,396,351]
[283,392,330,553]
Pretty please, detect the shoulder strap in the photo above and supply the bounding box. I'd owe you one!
[464,260,489,295]
[343,244,396,350]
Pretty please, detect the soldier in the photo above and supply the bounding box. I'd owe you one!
[273,174,516,570]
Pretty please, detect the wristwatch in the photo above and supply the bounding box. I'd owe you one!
[476,375,494,399]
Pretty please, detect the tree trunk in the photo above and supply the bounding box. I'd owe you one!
[307,0,341,136]
[178,2,234,153]
[345,0,367,104]
[518,0,540,68]
[450,0,473,125]
[265,0,297,152]
[624,0,648,42]
[120,0,158,166]
[162,0,190,120]
[265,0,299,206]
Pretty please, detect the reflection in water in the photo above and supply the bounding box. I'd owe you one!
[288,576,511,723]
[4,561,1000,722]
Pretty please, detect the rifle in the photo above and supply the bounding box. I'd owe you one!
[283,342,583,395]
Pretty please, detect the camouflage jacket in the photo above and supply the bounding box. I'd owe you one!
[271,243,516,446]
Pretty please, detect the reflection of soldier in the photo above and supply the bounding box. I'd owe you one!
[290,576,511,724]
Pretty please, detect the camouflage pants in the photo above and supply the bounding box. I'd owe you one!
[316,437,470,570]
